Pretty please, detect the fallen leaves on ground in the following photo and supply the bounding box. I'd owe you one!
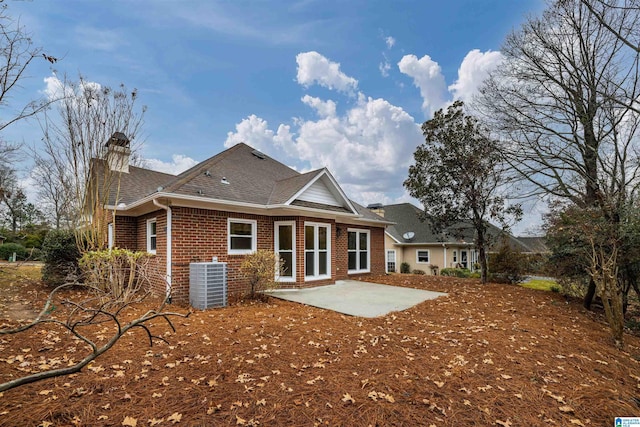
[1,271,639,426]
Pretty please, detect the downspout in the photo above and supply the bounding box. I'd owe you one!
[153,199,172,301]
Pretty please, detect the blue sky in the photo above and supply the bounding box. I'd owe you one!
[7,0,545,234]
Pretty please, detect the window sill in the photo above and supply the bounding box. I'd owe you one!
[304,275,331,282]
[348,269,370,275]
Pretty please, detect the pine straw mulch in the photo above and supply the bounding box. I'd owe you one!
[1,267,640,427]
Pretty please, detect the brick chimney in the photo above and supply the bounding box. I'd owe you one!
[105,132,131,173]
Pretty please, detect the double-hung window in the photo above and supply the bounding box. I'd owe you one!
[348,229,370,273]
[228,218,257,255]
[147,218,157,254]
[305,222,330,280]
[416,250,430,264]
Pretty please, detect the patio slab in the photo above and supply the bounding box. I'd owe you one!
[266,279,446,318]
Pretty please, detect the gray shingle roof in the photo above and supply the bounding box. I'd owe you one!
[97,143,386,224]
[93,159,176,206]
[381,203,529,250]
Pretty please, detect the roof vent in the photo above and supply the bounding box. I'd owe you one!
[402,231,415,240]
[197,189,204,195]
[204,170,211,177]
[251,149,266,160]
[367,203,383,209]
[221,177,230,185]
[157,186,163,192]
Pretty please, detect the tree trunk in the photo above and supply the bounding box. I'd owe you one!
[584,277,596,310]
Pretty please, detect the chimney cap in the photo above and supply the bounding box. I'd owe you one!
[106,132,130,148]
[367,203,384,209]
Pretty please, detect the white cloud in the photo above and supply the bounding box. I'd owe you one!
[397,54,447,117]
[385,36,396,49]
[296,51,358,93]
[225,94,423,207]
[379,61,391,77]
[144,154,198,175]
[224,114,296,153]
[301,95,336,118]
[448,49,503,102]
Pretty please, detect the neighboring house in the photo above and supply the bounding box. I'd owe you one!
[95,134,390,303]
[516,236,550,254]
[370,203,530,275]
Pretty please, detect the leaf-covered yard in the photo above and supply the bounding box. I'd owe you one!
[1,266,639,426]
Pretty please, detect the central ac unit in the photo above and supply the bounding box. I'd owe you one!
[189,262,228,309]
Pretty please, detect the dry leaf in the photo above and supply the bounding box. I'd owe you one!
[500,374,512,380]
[434,381,444,388]
[39,422,53,427]
[570,420,585,426]
[122,416,138,427]
[342,393,355,404]
[38,390,53,395]
[495,420,512,427]
[236,415,246,425]
[98,415,108,420]
[559,406,574,413]
[167,412,182,423]
[256,399,266,406]
[148,419,163,426]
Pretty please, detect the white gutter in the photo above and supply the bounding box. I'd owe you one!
[153,199,172,299]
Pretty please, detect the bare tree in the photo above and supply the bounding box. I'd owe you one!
[475,0,640,345]
[0,264,188,392]
[578,0,640,54]
[30,145,73,229]
[37,74,146,250]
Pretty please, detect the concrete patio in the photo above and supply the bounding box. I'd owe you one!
[266,279,447,318]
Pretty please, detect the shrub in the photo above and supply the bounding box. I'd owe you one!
[488,241,527,284]
[42,229,81,287]
[441,268,472,278]
[400,262,411,274]
[412,269,426,275]
[79,249,154,302]
[239,250,282,299]
[0,243,27,261]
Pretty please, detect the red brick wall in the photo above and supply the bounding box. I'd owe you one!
[113,216,137,249]
[335,223,386,280]
[115,207,387,304]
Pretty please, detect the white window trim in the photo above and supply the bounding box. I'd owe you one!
[274,221,296,282]
[108,222,114,249]
[416,249,430,264]
[386,249,396,273]
[147,218,157,254]
[304,221,331,281]
[347,228,370,274]
[228,218,257,255]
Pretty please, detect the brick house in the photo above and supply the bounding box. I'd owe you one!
[96,134,390,303]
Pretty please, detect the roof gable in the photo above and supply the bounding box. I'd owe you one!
[285,169,358,214]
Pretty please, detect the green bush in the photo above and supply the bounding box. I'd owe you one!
[42,229,81,287]
[488,241,527,284]
[400,262,411,274]
[441,267,472,278]
[0,243,27,261]
[412,269,426,275]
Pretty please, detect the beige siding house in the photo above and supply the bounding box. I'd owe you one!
[371,203,531,275]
